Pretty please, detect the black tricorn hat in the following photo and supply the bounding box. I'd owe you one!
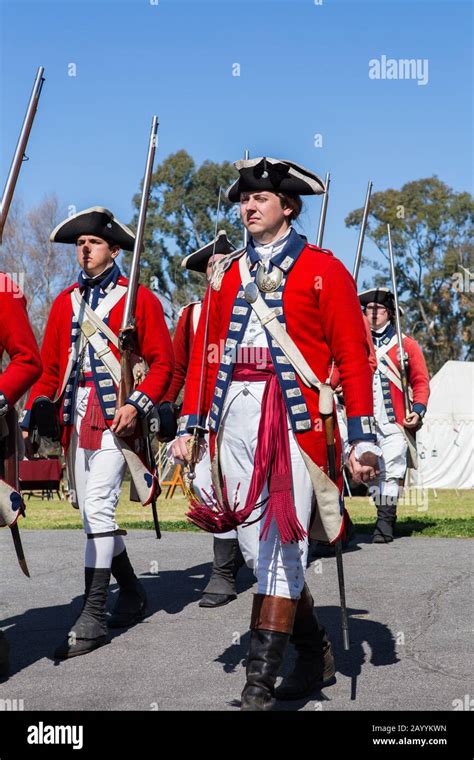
[358,287,404,315]
[50,206,136,252]
[181,230,236,273]
[226,157,325,202]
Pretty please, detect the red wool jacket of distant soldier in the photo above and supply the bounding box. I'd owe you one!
[0,274,42,404]
[166,302,201,403]
[378,334,430,425]
[180,242,376,482]
[23,274,174,444]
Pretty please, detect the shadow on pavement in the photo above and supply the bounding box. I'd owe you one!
[0,560,256,679]
[214,605,400,711]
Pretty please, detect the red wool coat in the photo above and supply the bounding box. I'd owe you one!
[181,242,376,479]
[24,275,174,436]
[378,334,430,424]
[0,274,42,405]
[166,302,201,403]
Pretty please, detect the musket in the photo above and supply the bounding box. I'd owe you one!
[316,172,330,247]
[316,182,350,651]
[1,409,30,577]
[352,180,373,284]
[185,189,224,490]
[387,224,411,416]
[243,149,249,248]
[0,66,45,242]
[117,115,161,538]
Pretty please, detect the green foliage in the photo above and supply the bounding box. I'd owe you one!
[345,177,474,373]
[124,150,243,320]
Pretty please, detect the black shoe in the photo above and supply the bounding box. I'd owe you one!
[199,592,236,608]
[0,631,10,677]
[108,582,147,628]
[241,629,290,711]
[275,584,336,701]
[372,530,393,544]
[108,549,147,628]
[201,537,244,605]
[54,567,110,660]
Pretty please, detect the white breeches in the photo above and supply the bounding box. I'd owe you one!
[217,381,314,600]
[69,413,126,536]
[369,426,408,503]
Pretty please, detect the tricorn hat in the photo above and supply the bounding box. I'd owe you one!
[226,157,325,202]
[358,287,404,315]
[181,230,236,273]
[50,206,136,251]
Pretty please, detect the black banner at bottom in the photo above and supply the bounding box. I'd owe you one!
[0,710,471,757]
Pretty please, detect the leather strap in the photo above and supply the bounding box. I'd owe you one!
[239,255,324,392]
[71,288,126,385]
[250,593,298,634]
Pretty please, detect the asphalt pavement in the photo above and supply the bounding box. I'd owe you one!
[0,529,472,712]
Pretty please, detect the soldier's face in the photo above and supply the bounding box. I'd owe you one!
[76,235,119,277]
[365,302,389,328]
[240,191,292,239]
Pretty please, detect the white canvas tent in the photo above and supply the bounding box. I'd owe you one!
[412,360,473,489]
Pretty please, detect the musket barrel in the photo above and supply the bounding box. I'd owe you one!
[352,180,373,283]
[121,115,159,331]
[316,172,330,247]
[387,224,411,415]
[0,66,45,241]
[243,149,249,248]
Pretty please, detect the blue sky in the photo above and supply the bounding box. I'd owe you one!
[1,0,472,278]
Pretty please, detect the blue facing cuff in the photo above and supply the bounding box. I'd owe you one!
[126,390,154,417]
[19,409,32,430]
[412,403,426,417]
[347,415,377,444]
[177,413,208,436]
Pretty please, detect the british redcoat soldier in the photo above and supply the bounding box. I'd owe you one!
[167,231,245,608]
[359,288,430,542]
[21,207,174,659]
[172,157,380,710]
[0,273,42,676]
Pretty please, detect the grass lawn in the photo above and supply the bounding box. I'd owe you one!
[20,488,473,538]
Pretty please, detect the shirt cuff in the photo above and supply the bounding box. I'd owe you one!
[352,441,382,460]
[126,390,154,417]
[347,415,377,444]
[412,403,426,417]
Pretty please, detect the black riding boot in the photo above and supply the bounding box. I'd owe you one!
[241,594,297,711]
[108,549,147,628]
[373,499,397,543]
[199,537,245,608]
[275,584,335,700]
[0,630,10,677]
[54,567,110,659]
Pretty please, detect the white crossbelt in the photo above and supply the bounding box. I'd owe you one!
[238,255,337,409]
[71,286,126,385]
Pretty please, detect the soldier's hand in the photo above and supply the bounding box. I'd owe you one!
[111,404,138,437]
[171,434,192,463]
[403,411,420,429]
[348,449,379,484]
